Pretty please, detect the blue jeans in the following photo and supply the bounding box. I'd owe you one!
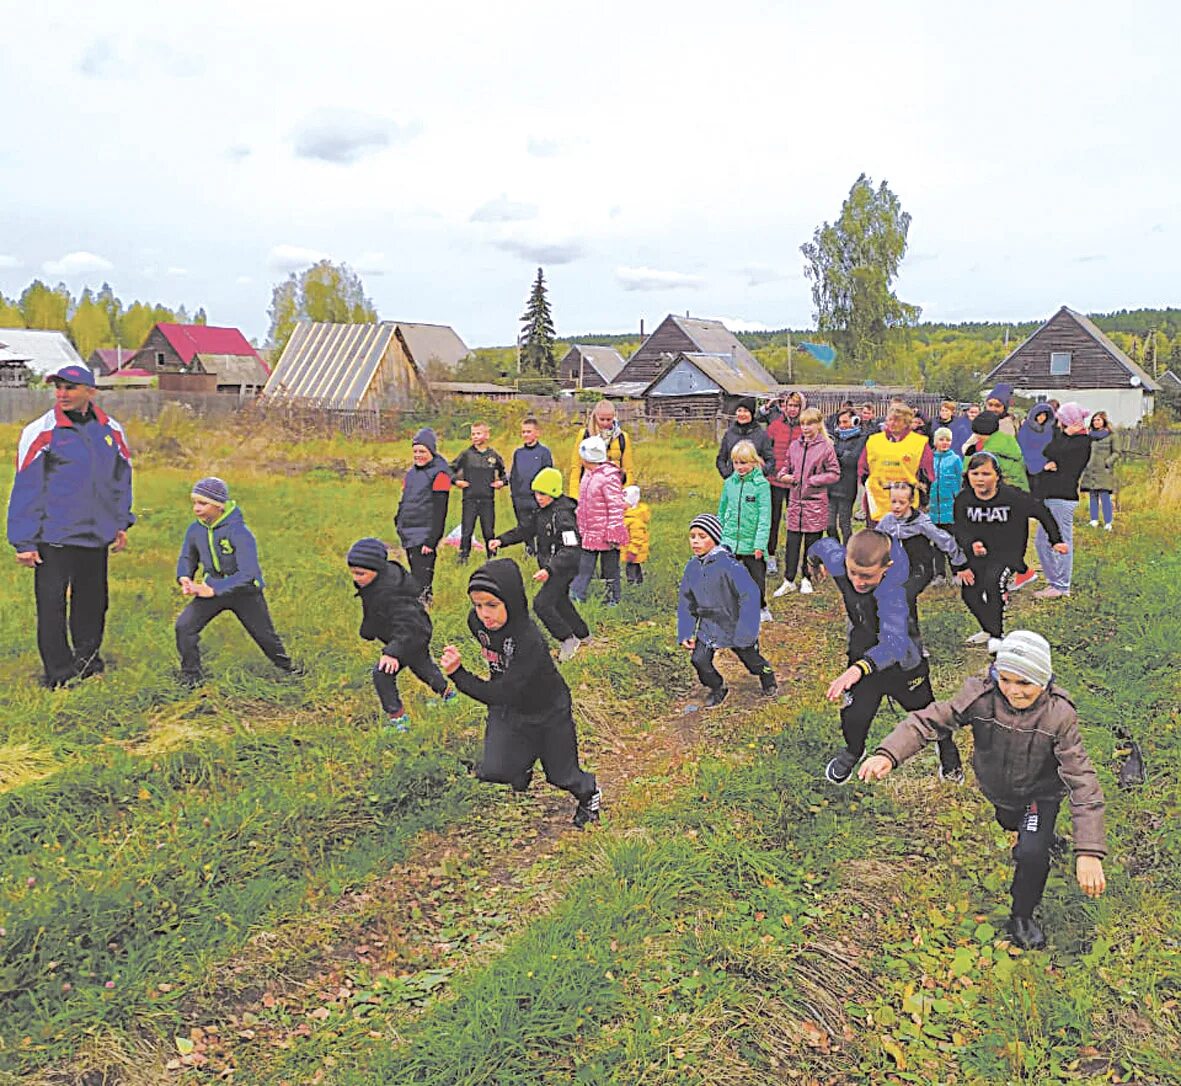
[1088,490,1113,525]
[571,547,621,603]
[1034,498,1076,592]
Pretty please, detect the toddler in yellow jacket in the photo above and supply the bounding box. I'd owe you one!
[622,485,650,585]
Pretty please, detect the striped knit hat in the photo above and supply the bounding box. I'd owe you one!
[689,513,723,544]
[995,630,1053,688]
[191,477,229,504]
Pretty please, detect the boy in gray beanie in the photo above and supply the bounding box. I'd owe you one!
[858,630,1107,950]
[175,478,296,686]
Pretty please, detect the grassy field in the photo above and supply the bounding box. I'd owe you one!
[1,407,1178,1084]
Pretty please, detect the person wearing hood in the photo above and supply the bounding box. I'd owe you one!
[965,411,1029,491]
[1017,403,1058,499]
[765,390,807,573]
[716,397,776,479]
[439,559,601,827]
[1031,402,1093,600]
[394,428,453,602]
[175,477,297,687]
[860,630,1107,950]
[489,467,590,661]
[347,537,455,730]
[828,407,867,544]
[571,436,629,604]
[984,383,1019,438]
[949,403,979,453]
[567,400,634,499]
[1079,411,1117,530]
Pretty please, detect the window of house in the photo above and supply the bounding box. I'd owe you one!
[155,351,166,367]
[1050,351,1071,376]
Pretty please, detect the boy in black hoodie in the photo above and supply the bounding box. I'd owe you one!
[439,558,601,827]
[347,537,455,730]
[450,422,508,562]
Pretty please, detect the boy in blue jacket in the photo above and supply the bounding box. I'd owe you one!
[807,529,956,784]
[678,513,777,708]
[507,417,553,558]
[175,477,295,687]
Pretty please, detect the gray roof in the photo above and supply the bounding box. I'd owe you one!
[196,353,270,387]
[645,351,778,397]
[563,345,626,382]
[0,328,83,375]
[394,322,471,372]
[263,322,431,410]
[669,316,760,368]
[1159,369,1181,390]
[430,381,519,396]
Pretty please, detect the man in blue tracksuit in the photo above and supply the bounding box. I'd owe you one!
[507,417,553,557]
[174,477,295,686]
[7,365,134,687]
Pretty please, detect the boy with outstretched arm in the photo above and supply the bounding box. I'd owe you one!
[488,466,589,661]
[175,477,297,687]
[678,513,778,708]
[439,558,601,827]
[808,529,960,784]
[347,537,455,731]
[450,422,507,562]
[859,630,1107,950]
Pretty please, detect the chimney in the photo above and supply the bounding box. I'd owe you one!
[640,318,645,338]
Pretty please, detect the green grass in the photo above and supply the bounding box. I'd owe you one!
[2,411,1179,1083]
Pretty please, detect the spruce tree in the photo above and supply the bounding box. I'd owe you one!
[518,267,556,376]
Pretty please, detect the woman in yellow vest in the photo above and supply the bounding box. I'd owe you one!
[567,400,634,499]
[860,404,934,524]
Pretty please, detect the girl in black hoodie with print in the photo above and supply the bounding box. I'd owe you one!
[439,558,601,827]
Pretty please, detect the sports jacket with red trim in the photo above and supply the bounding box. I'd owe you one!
[7,404,135,551]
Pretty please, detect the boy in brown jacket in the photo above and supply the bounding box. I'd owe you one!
[859,630,1107,950]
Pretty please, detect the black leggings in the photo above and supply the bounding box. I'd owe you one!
[691,640,772,690]
[737,553,767,608]
[768,487,789,556]
[995,797,1063,917]
[176,588,291,678]
[477,703,596,800]
[533,562,589,642]
[827,495,855,543]
[460,497,496,557]
[961,559,1013,638]
[783,530,823,582]
[840,659,960,771]
[406,547,437,597]
[372,648,450,715]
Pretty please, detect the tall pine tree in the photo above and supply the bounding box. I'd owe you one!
[518,267,556,376]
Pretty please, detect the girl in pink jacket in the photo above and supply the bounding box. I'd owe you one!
[572,436,629,605]
[774,408,841,597]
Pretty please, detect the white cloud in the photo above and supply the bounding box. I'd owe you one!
[235,275,254,285]
[470,195,538,223]
[43,251,114,276]
[166,266,188,277]
[739,265,795,287]
[616,265,705,292]
[291,109,419,165]
[225,144,252,162]
[355,251,388,276]
[0,254,21,269]
[705,315,774,332]
[494,238,585,264]
[527,137,560,158]
[268,244,330,272]
[77,39,118,78]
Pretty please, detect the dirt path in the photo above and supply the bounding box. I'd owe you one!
[48,613,835,1084]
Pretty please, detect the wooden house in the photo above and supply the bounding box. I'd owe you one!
[430,381,519,402]
[135,323,270,394]
[263,322,437,410]
[558,345,626,388]
[87,347,138,377]
[642,351,778,420]
[984,306,1159,427]
[616,315,761,385]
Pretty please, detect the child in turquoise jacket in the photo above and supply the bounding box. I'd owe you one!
[718,440,772,621]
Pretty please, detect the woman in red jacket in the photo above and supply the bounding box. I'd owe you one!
[765,391,805,574]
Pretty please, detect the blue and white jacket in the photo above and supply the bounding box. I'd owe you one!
[677,545,761,649]
[176,502,265,595]
[928,448,963,526]
[808,535,922,673]
[7,404,134,551]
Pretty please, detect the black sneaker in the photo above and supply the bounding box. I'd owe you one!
[1006,915,1046,950]
[275,658,305,676]
[703,685,729,708]
[938,763,965,784]
[73,654,105,680]
[759,672,779,697]
[824,749,859,785]
[573,789,601,828]
[179,670,205,690]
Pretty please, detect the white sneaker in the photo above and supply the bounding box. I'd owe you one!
[772,579,796,597]
[1089,520,1099,528]
[766,555,778,574]
[964,630,991,646]
[987,637,1002,655]
[1104,522,1113,531]
[799,577,814,595]
[558,636,581,662]
[759,607,774,624]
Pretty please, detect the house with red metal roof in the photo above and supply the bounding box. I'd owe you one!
[134,322,270,394]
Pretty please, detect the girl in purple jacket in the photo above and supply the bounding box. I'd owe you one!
[774,409,840,597]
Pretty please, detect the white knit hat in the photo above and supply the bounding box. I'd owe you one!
[995,630,1053,688]
[579,435,608,463]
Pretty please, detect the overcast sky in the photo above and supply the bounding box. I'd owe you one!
[2,0,1177,346]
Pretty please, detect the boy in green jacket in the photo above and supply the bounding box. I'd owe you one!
[718,440,773,623]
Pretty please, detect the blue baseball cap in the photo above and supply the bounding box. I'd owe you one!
[49,364,96,388]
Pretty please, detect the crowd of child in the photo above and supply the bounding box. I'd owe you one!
[8,383,1123,950]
